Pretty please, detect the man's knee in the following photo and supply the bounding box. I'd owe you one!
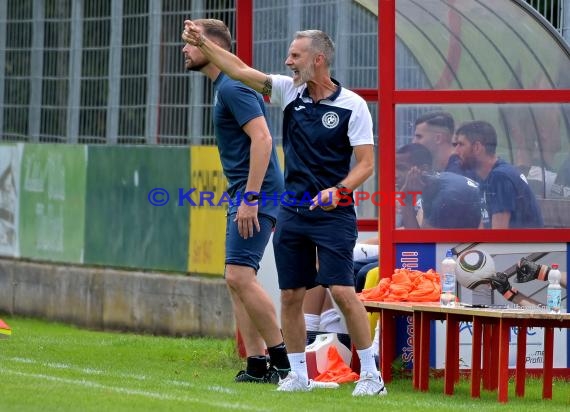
[225,264,256,290]
[281,288,305,308]
[329,285,355,312]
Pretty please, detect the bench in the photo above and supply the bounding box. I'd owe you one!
[364,301,570,402]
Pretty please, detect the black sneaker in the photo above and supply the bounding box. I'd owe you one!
[234,370,268,383]
[265,366,290,384]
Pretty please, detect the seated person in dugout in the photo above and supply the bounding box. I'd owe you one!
[453,120,544,229]
[304,238,379,348]
[412,110,476,181]
[353,237,380,293]
[396,143,481,229]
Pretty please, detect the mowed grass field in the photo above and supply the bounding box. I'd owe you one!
[0,315,568,411]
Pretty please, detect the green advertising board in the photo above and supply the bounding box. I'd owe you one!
[19,144,87,263]
[84,146,189,272]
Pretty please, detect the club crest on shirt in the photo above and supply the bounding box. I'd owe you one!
[322,111,339,129]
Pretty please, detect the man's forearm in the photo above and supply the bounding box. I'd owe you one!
[195,35,247,79]
[245,138,271,194]
[338,159,374,191]
[242,118,272,195]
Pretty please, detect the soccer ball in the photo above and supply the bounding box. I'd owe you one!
[455,249,496,289]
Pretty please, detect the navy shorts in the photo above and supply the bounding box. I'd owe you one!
[225,212,275,271]
[273,206,357,289]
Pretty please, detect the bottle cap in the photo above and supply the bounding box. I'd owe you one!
[552,263,559,269]
[446,249,453,258]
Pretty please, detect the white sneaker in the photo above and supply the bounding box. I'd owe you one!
[352,371,388,396]
[276,371,312,392]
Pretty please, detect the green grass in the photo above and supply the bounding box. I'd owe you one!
[0,316,568,411]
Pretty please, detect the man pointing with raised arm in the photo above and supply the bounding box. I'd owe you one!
[183,21,386,396]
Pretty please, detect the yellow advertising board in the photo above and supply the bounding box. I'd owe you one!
[188,146,227,275]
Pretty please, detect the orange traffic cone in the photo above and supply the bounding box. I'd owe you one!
[0,318,11,338]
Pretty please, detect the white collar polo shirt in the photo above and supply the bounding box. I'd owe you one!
[269,75,374,207]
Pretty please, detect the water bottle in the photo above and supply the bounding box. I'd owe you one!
[440,249,457,307]
[546,263,562,313]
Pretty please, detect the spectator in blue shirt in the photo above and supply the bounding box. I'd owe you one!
[454,120,544,228]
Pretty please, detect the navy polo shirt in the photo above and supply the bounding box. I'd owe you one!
[213,73,284,218]
[269,75,374,207]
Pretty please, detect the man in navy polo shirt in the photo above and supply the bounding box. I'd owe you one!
[454,120,544,228]
[182,23,386,396]
[182,19,290,384]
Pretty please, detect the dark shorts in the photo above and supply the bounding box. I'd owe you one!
[273,206,357,289]
[225,212,275,271]
[354,257,379,293]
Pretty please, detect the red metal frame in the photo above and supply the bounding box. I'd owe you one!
[376,0,570,279]
[235,0,253,65]
[237,0,570,282]
[379,0,397,279]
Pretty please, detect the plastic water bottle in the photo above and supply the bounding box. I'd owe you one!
[546,263,562,313]
[440,249,457,307]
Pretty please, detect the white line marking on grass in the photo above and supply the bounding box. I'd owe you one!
[207,385,236,394]
[2,356,147,380]
[165,380,237,394]
[166,379,195,388]
[2,357,238,396]
[6,357,34,363]
[0,368,267,411]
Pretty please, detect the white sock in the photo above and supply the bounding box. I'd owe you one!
[287,352,309,384]
[357,345,380,379]
[372,321,380,353]
[319,309,347,333]
[304,314,321,332]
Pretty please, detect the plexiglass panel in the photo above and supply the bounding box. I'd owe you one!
[385,104,570,228]
[396,0,570,90]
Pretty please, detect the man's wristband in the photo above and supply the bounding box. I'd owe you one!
[245,192,260,202]
[537,266,550,281]
[335,183,352,196]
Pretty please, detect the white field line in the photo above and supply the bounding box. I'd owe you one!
[1,356,240,396]
[0,367,267,411]
[3,356,149,381]
[1,356,229,392]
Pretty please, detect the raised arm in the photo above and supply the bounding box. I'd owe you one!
[182,20,272,96]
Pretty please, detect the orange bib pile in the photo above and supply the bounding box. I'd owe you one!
[358,268,441,302]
